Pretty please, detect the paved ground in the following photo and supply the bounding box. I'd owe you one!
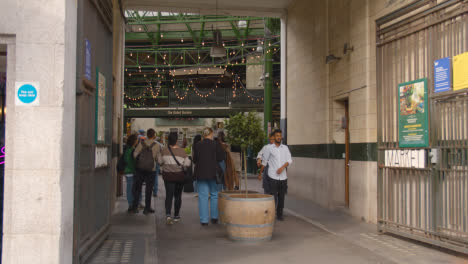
[87,175,468,264]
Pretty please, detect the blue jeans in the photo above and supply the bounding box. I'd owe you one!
[197,179,219,223]
[153,164,160,196]
[218,160,226,191]
[125,175,135,207]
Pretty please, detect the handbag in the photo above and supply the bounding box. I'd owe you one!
[167,146,191,184]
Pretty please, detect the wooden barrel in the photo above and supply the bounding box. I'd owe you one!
[224,194,275,242]
[218,190,258,224]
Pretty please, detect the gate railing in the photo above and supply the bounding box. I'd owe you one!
[376,0,468,254]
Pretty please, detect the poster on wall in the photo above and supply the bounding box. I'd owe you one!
[434,57,451,93]
[398,78,428,148]
[96,70,106,144]
[453,51,468,91]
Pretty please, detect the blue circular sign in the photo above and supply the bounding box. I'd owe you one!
[17,84,37,104]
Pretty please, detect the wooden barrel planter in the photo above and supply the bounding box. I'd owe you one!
[223,193,275,242]
[218,190,258,224]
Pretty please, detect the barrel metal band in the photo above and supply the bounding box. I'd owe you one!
[226,223,273,228]
[228,235,272,242]
[226,197,274,202]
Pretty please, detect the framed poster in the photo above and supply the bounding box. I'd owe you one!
[398,78,429,148]
[95,69,106,144]
[453,51,468,91]
[434,57,451,93]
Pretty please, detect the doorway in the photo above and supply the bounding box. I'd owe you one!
[344,100,349,207]
[0,43,7,262]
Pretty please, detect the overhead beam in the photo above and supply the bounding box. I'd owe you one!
[229,21,241,41]
[127,17,264,25]
[126,28,267,41]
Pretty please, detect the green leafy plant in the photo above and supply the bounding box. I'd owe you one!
[224,112,265,194]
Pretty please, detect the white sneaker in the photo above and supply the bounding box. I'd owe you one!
[166,216,174,225]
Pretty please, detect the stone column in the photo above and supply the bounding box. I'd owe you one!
[2,0,77,263]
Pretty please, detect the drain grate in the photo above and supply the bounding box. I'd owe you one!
[88,240,136,264]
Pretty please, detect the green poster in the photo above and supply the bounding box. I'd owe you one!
[398,78,429,148]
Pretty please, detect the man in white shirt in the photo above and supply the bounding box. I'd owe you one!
[257,133,275,194]
[261,129,292,221]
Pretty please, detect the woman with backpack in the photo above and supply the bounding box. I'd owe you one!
[123,134,138,212]
[159,132,190,224]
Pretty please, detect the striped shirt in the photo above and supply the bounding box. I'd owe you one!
[158,146,191,173]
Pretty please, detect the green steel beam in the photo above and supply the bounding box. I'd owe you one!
[199,17,206,46]
[229,21,241,41]
[243,20,250,39]
[126,28,267,41]
[127,16,264,25]
[134,11,155,44]
[264,18,274,139]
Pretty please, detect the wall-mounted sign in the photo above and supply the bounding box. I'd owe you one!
[168,110,192,115]
[95,146,108,168]
[434,57,451,93]
[15,82,39,106]
[95,70,106,143]
[398,78,428,148]
[385,149,426,169]
[453,51,468,91]
[85,39,92,80]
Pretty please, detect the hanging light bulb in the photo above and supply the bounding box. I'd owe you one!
[181,38,184,43]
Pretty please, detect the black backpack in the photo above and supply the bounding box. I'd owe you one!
[136,142,157,172]
[117,146,130,173]
[117,153,126,174]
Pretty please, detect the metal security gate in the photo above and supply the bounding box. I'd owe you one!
[376,0,468,253]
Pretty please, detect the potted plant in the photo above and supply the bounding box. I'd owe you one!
[222,112,275,242]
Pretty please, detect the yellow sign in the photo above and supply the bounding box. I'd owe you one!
[453,51,468,91]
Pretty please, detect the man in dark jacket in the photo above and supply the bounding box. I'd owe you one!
[193,127,225,225]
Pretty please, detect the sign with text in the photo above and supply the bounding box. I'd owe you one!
[385,149,426,169]
[95,146,108,168]
[95,71,106,143]
[85,39,92,80]
[398,78,429,148]
[167,110,192,115]
[15,82,40,106]
[434,57,451,93]
[453,51,468,91]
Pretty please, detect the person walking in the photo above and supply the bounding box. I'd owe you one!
[153,136,164,197]
[192,134,202,196]
[131,128,161,214]
[159,132,190,225]
[193,128,225,225]
[261,129,292,221]
[123,134,138,212]
[257,132,275,194]
[216,131,239,191]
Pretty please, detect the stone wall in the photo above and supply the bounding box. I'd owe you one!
[0,0,77,263]
[286,0,416,223]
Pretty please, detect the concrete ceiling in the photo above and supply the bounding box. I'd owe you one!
[124,0,291,17]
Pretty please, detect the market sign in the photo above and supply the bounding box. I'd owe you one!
[453,51,468,91]
[398,78,428,148]
[434,57,451,93]
[385,149,425,169]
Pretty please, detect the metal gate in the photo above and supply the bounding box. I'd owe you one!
[376,0,468,253]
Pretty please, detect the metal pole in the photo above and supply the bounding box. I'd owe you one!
[264,18,273,139]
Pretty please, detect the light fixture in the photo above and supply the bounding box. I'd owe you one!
[343,43,354,55]
[210,30,226,58]
[256,39,263,52]
[325,54,341,64]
